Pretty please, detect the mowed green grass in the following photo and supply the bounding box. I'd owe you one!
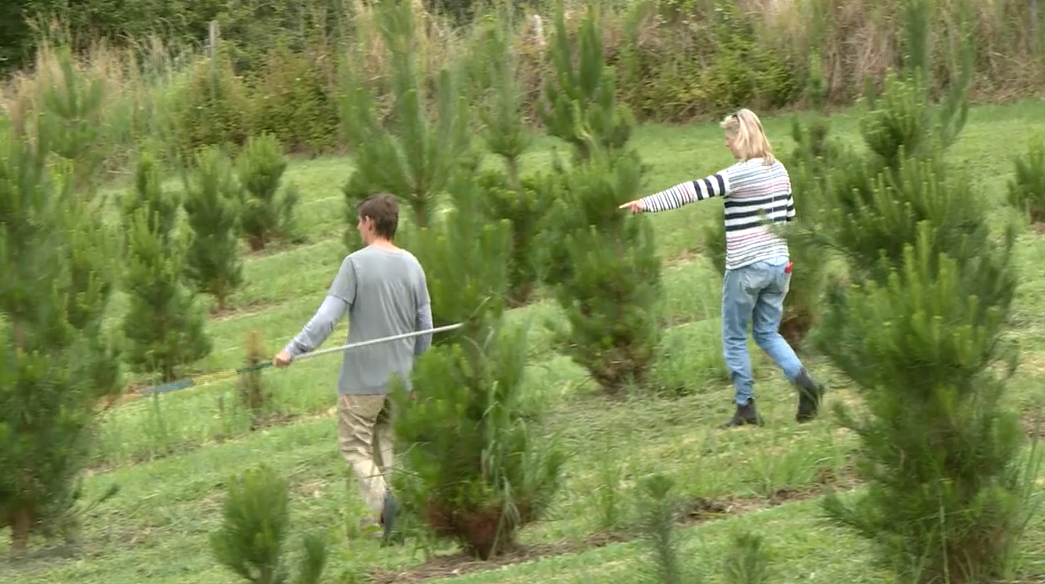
[3,100,1045,583]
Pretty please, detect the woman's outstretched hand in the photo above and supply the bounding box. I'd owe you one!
[619,199,645,214]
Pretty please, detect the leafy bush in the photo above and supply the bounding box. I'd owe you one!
[210,464,328,584]
[0,113,122,555]
[172,54,252,160]
[182,145,244,311]
[121,154,212,382]
[250,46,339,156]
[236,133,298,251]
[393,168,566,559]
[1006,139,1045,226]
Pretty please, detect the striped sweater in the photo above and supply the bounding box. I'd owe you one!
[638,158,795,271]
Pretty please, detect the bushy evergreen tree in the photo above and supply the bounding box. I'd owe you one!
[182,145,244,311]
[121,155,211,382]
[804,5,1034,579]
[236,133,298,251]
[468,12,546,305]
[210,464,328,584]
[338,0,471,251]
[392,168,566,559]
[0,110,121,556]
[539,3,633,162]
[1006,138,1045,226]
[536,5,663,393]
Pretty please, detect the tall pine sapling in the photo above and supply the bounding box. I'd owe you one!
[807,5,1036,578]
[37,47,107,196]
[392,168,566,559]
[539,3,633,162]
[338,0,471,250]
[182,145,244,312]
[536,7,663,393]
[0,114,121,556]
[236,133,298,252]
[121,156,211,382]
[469,12,545,305]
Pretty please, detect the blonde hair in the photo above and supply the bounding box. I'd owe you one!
[720,108,776,165]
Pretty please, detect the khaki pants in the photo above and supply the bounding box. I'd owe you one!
[337,394,394,524]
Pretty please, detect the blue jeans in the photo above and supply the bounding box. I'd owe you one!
[721,257,804,405]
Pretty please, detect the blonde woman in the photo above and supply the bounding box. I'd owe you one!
[620,109,825,428]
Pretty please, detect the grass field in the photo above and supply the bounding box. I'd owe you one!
[3,100,1045,584]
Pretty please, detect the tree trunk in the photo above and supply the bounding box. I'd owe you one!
[10,507,32,558]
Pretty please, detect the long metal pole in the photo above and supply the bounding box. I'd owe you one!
[138,323,464,396]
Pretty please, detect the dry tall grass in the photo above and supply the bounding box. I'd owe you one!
[1,0,1040,177]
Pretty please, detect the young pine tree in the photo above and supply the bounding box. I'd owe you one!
[182,145,244,312]
[539,3,633,162]
[392,168,566,560]
[468,12,545,305]
[236,133,299,251]
[634,474,700,584]
[808,16,1033,579]
[210,464,328,584]
[122,156,212,383]
[37,48,108,196]
[536,6,663,393]
[0,118,121,556]
[1006,139,1045,227]
[337,0,471,250]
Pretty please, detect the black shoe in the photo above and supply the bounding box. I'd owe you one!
[380,491,399,545]
[794,369,825,423]
[723,398,763,428]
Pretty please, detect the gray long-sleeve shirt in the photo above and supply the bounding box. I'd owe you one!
[284,245,433,395]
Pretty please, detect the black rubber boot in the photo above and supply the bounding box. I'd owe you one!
[380,491,401,546]
[723,398,763,428]
[794,369,825,423]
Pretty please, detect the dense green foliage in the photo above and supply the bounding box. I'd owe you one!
[182,146,244,311]
[0,96,121,555]
[210,464,328,584]
[1006,139,1045,225]
[121,154,212,382]
[537,5,663,393]
[803,5,1037,578]
[236,133,299,251]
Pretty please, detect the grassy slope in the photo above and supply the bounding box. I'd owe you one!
[3,101,1045,583]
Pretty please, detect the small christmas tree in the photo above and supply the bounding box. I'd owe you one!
[468,13,546,305]
[337,0,471,250]
[535,5,663,393]
[210,464,328,584]
[392,167,566,559]
[182,145,244,311]
[236,133,298,251]
[121,155,211,382]
[539,3,633,162]
[0,112,121,556]
[1006,139,1045,228]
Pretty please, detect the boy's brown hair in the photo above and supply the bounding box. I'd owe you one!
[356,193,400,239]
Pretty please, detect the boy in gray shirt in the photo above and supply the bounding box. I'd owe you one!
[273,193,432,541]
